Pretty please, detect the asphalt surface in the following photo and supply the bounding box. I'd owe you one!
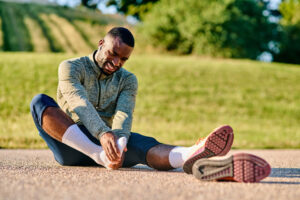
[0,149,299,200]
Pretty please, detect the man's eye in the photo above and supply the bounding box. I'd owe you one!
[109,51,117,56]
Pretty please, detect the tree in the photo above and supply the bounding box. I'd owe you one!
[51,0,101,9]
[273,0,300,64]
[81,0,100,9]
[140,0,277,59]
[107,0,158,19]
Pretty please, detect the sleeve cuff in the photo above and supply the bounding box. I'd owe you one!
[96,127,112,140]
[111,130,131,140]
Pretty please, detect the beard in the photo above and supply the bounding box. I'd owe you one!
[95,48,120,76]
[99,60,120,76]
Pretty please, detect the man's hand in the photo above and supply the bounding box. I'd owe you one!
[100,131,121,162]
[107,152,125,170]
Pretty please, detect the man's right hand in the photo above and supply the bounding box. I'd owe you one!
[107,152,125,170]
[99,131,121,163]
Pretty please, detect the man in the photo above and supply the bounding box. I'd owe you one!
[30,27,270,182]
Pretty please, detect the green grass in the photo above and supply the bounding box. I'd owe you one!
[0,2,33,51]
[0,52,299,149]
[0,1,127,53]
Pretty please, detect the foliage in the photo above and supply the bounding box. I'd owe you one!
[140,0,277,59]
[0,2,33,51]
[0,52,299,149]
[279,0,300,25]
[107,0,159,19]
[0,18,3,50]
[273,0,300,64]
[81,0,99,9]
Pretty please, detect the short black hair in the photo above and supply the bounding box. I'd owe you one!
[107,27,135,47]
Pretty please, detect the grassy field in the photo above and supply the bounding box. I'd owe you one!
[0,52,299,149]
[0,1,128,53]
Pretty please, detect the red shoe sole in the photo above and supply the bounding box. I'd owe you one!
[183,125,234,174]
[192,153,271,183]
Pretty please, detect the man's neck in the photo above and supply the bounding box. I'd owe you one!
[93,50,100,68]
[92,50,111,77]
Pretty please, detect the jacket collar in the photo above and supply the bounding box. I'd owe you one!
[88,50,113,80]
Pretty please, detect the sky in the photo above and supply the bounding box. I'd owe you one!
[51,0,117,14]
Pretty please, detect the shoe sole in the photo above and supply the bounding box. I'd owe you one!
[183,125,234,174]
[192,153,271,182]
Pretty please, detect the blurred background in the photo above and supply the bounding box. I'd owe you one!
[0,0,299,149]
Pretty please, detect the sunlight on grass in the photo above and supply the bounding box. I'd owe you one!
[49,14,92,53]
[74,20,107,46]
[24,17,50,52]
[40,14,73,53]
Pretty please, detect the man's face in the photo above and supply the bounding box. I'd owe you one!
[95,36,133,75]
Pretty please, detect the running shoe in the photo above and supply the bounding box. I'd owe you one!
[192,153,271,182]
[183,125,234,174]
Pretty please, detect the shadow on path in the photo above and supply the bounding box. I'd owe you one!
[121,164,184,174]
[261,181,300,185]
[261,168,300,185]
[269,168,300,178]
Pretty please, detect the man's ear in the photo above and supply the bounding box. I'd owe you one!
[98,39,104,48]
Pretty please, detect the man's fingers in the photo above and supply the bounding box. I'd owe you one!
[109,142,119,161]
[107,150,125,170]
[99,132,123,162]
[108,161,121,170]
[111,137,120,157]
[104,145,114,161]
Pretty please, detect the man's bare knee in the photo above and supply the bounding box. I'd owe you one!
[42,107,74,141]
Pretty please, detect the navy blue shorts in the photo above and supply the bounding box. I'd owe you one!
[30,94,160,167]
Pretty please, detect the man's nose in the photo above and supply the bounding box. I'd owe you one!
[112,57,120,67]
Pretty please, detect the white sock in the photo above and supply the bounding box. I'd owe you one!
[62,124,127,168]
[104,136,127,169]
[62,124,107,166]
[117,137,127,153]
[168,140,206,168]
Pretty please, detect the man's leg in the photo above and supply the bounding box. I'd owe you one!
[30,94,125,167]
[121,132,172,169]
[146,125,234,171]
[146,144,174,170]
[122,125,234,172]
[30,94,93,165]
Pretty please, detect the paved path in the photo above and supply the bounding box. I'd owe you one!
[0,149,299,200]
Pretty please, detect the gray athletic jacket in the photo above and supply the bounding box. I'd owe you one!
[57,52,138,140]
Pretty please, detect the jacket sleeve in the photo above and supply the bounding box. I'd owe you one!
[58,60,111,138]
[111,74,138,139]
